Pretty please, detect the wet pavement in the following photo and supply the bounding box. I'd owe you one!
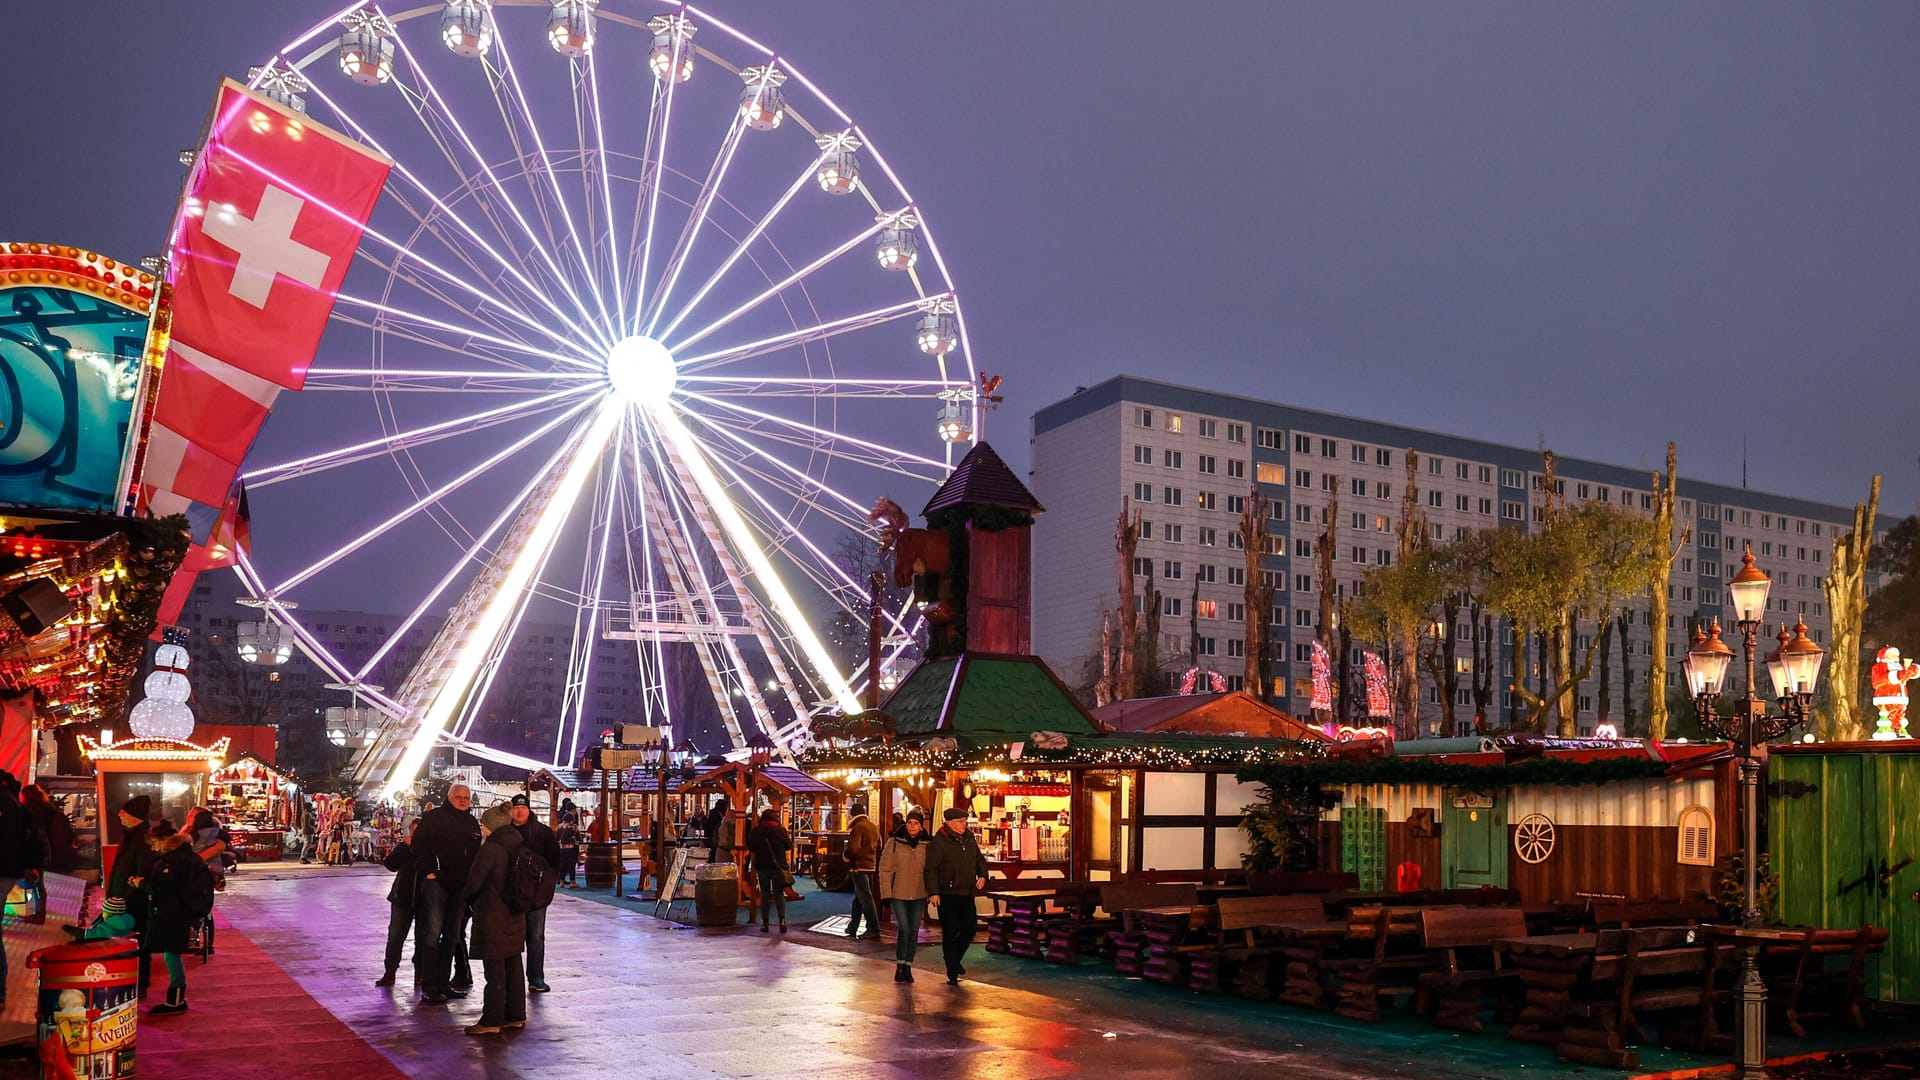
[214,866,1428,1079]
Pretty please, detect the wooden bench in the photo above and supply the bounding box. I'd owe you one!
[1247,870,1360,896]
[1329,906,1439,1021]
[1591,897,1719,929]
[1545,928,1721,1068]
[1098,883,1198,975]
[1761,925,1888,1036]
[1186,894,1330,995]
[1415,906,1528,1032]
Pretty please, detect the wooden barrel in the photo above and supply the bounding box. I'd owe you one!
[583,841,621,889]
[694,862,740,926]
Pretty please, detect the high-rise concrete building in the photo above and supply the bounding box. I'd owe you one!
[1030,376,1893,735]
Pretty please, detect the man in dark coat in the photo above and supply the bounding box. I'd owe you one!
[463,802,527,1036]
[923,807,988,985]
[376,818,420,987]
[0,774,42,1002]
[508,794,562,992]
[703,798,729,862]
[411,784,481,1002]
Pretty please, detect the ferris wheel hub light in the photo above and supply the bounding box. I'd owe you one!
[605,335,678,408]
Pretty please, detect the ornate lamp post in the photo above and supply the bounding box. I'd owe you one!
[1681,545,1824,1079]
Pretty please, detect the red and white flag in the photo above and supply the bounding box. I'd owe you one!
[167,79,390,392]
[141,77,387,518]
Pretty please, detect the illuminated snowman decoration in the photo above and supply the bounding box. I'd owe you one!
[127,642,195,740]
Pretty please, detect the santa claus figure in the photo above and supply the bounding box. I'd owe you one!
[1871,646,1920,737]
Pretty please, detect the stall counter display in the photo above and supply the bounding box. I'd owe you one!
[206,757,296,862]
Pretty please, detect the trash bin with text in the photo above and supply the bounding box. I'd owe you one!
[29,937,139,1080]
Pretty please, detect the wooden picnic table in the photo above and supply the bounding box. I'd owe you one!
[1496,929,1719,1070]
[1258,917,1412,1010]
[982,887,1061,915]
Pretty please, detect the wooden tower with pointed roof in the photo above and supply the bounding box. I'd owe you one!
[919,442,1043,656]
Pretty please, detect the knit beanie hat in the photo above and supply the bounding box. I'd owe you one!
[121,795,151,820]
[481,803,512,832]
[905,810,926,823]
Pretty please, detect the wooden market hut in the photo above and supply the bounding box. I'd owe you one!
[676,759,842,902]
[1093,692,1328,741]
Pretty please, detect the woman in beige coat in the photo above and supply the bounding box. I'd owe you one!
[875,809,930,982]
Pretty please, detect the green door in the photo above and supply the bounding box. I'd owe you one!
[1443,792,1508,889]
[1771,751,1920,1004]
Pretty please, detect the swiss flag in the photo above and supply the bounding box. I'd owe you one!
[167,79,390,392]
[150,340,281,466]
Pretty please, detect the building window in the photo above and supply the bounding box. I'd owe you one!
[1131,557,1151,576]
[1677,806,1714,866]
[1294,470,1311,488]
[1292,433,1310,453]
[1195,563,1217,583]
[1428,490,1443,508]
[1165,524,1183,543]
[1351,478,1367,497]
[1197,418,1217,439]
[1429,457,1443,476]
[1227,459,1246,479]
[1295,504,1312,523]
[1258,429,1285,450]
[1295,574,1313,592]
[1320,438,1337,459]
[1196,491,1216,511]
[1264,536,1286,556]
[1198,454,1217,474]
[1227,423,1246,444]
[1133,482,1153,503]
[1196,600,1218,619]
[1133,444,1152,464]
[1254,463,1285,486]
[1140,520,1152,539]
[1165,413,1183,433]
[1321,473,1337,492]
[1376,482,1392,500]
[1134,407,1152,428]
[1227,639,1245,658]
[1352,443,1368,463]
[1376,448,1392,467]
[1500,469,1521,487]
[1164,488,1183,506]
[1502,501,1523,520]
[1294,538,1313,558]
[1199,527,1217,546]
[1226,494,1246,515]
[1164,449,1183,469]
[1163,596,1183,616]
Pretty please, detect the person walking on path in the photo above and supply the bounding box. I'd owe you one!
[555,811,582,889]
[142,820,212,1016]
[21,784,75,873]
[747,808,792,933]
[412,783,481,1003]
[876,809,930,983]
[376,819,421,987]
[508,794,563,992]
[923,807,988,985]
[462,803,527,1036]
[845,811,881,941]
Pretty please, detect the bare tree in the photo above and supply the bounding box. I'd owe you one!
[1316,489,1340,722]
[1394,449,1425,733]
[1239,486,1269,699]
[1115,497,1142,702]
[1647,443,1687,739]
[1821,475,1881,741]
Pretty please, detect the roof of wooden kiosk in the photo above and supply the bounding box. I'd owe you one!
[878,652,1099,740]
[1091,692,1328,741]
[676,760,837,796]
[921,442,1043,516]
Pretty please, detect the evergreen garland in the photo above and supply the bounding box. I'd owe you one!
[1238,753,1673,791]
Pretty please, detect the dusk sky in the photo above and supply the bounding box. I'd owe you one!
[4,0,1915,560]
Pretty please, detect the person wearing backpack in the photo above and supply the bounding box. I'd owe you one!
[142,820,212,1016]
[461,803,527,1036]
[507,794,561,992]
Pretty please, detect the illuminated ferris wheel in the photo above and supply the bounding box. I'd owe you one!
[228,1,974,797]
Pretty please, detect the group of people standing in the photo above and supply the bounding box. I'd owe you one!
[748,804,989,986]
[381,785,565,1036]
[66,794,225,1016]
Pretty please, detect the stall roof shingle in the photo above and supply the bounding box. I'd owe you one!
[922,442,1043,516]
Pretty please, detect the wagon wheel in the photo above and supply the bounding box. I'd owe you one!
[1514,813,1556,864]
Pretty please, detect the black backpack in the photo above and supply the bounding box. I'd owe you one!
[504,844,555,913]
[179,854,217,920]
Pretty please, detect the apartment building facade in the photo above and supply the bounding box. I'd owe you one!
[1031,377,1891,735]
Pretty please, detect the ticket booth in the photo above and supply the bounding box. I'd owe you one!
[79,736,229,869]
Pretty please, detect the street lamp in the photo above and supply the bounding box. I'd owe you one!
[1683,544,1824,1080]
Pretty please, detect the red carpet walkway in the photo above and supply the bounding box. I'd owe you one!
[136,915,405,1080]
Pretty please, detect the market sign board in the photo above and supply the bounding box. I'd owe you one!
[0,244,156,514]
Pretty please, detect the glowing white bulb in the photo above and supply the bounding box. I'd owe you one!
[605,336,678,409]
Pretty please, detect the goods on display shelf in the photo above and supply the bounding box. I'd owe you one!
[207,756,296,861]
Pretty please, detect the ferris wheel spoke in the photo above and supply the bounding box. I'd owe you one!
[333,288,598,371]
[666,217,888,354]
[652,151,826,344]
[681,377,966,400]
[481,25,617,341]
[554,454,619,765]
[300,78,601,350]
[678,391,949,477]
[674,294,939,373]
[271,396,599,595]
[676,408,870,520]
[580,52,625,325]
[243,383,596,487]
[641,113,750,336]
[373,23,613,349]
[626,30,692,335]
[304,367,599,392]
